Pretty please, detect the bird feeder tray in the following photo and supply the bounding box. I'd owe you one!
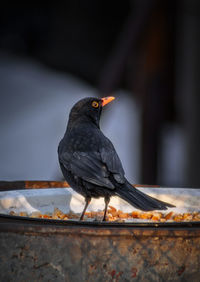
[0,181,200,281]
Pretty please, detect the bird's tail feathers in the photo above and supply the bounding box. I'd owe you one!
[116,182,174,211]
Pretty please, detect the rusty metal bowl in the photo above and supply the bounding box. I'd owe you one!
[0,181,200,281]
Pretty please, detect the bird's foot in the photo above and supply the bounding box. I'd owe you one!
[102,215,108,222]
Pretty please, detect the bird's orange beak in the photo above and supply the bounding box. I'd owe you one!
[101,96,115,107]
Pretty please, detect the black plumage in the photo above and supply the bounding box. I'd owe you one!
[58,97,174,221]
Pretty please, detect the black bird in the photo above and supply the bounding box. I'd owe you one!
[58,97,174,221]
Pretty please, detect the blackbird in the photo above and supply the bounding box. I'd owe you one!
[58,96,174,221]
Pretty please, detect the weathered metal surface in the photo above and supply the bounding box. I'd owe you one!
[0,180,70,191]
[0,180,159,191]
[0,182,200,281]
[0,216,200,282]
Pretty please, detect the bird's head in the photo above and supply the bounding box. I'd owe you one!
[67,96,115,129]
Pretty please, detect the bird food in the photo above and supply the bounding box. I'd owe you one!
[8,206,200,223]
[1,187,200,224]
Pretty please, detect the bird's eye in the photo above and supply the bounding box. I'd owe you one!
[92,101,99,108]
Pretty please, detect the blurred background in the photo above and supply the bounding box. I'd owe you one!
[0,0,200,187]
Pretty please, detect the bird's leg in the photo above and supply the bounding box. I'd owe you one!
[80,197,91,221]
[102,196,110,221]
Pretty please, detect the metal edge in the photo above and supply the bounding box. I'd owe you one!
[0,213,200,230]
[1,180,199,191]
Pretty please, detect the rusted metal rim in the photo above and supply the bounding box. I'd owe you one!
[1,219,200,238]
[1,213,200,232]
[1,180,199,191]
[0,180,161,191]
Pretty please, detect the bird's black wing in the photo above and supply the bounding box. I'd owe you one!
[100,144,125,184]
[59,151,116,189]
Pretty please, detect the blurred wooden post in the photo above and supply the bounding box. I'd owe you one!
[98,1,175,185]
[137,3,175,184]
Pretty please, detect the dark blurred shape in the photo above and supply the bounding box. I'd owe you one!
[98,0,157,93]
[0,1,130,84]
[134,1,176,185]
[176,0,200,186]
[98,0,175,184]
